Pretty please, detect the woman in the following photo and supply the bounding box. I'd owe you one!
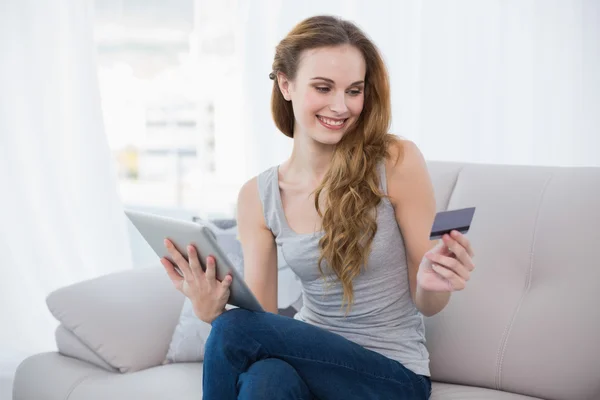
[161,15,475,400]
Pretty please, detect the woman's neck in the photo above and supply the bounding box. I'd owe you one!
[283,132,334,185]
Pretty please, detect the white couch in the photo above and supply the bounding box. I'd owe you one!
[13,161,600,399]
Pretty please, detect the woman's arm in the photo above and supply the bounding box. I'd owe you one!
[236,177,279,314]
[386,140,450,317]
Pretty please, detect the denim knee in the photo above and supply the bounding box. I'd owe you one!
[204,308,262,371]
[211,307,254,331]
[237,358,312,400]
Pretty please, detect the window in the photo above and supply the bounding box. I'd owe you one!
[94,0,240,219]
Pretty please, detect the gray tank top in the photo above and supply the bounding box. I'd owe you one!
[256,159,430,377]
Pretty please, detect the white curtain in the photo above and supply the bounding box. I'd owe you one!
[0,0,133,385]
[236,0,600,180]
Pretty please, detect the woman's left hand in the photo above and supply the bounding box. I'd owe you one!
[417,230,475,292]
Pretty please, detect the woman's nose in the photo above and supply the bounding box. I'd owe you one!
[329,92,349,114]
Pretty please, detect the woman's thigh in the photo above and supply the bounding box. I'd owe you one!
[209,308,430,400]
[237,358,314,400]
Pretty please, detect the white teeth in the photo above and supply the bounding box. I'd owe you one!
[318,116,345,126]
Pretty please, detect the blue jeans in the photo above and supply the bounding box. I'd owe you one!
[202,308,431,400]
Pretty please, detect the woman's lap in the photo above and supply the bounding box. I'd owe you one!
[203,308,430,400]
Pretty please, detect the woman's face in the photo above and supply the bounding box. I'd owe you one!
[278,44,366,145]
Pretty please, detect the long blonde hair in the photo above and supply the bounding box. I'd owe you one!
[270,15,402,314]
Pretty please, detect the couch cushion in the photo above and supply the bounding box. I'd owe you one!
[69,359,203,400]
[46,266,185,373]
[431,382,542,399]
[424,164,600,400]
[55,324,117,372]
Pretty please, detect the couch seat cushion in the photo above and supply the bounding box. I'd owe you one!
[431,382,543,399]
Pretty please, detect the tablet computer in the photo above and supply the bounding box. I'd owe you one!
[125,209,264,313]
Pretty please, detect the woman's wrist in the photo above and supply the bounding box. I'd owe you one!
[415,285,451,317]
[207,307,227,325]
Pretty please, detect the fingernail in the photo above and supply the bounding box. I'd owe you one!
[164,239,170,247]
[187,245,193,252]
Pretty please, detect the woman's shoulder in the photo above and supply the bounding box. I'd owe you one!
[385,136,425,176]
[384,137,431,205]
[237,163,280,213]
[237,173,271,232]
[239,165,278,195]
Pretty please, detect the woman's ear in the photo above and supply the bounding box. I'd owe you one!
[276,73,292,101]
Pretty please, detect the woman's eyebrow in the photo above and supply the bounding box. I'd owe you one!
[310,77,365,86]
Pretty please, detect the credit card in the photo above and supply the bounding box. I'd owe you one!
[430,207,476,240]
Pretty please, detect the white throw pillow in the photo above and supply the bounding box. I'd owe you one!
[163,219,302,364]
[163,297,213,363]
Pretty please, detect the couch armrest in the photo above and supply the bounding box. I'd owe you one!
[13,352,114,400]
[46,264,184,373]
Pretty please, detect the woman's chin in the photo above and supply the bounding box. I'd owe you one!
[313,133,344,146]
[314,126,349,144]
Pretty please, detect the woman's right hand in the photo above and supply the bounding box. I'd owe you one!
[160,238,233,324]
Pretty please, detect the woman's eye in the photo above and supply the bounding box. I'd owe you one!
[315,86,362,95]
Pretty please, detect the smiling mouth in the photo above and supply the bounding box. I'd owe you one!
[317,115,348,129]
